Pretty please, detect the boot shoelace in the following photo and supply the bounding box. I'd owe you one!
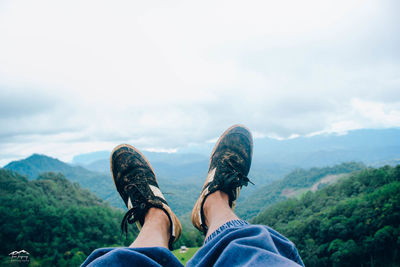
[121,183,148,237]
[209,157,254,197]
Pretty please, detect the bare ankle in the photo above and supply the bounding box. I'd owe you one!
[203,191,233,226]
[204,191,230,211]
[130,208,171,249]
[144,208,170,230]
[202,192,239,239]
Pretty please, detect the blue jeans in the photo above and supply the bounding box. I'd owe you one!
[82,220,304,267]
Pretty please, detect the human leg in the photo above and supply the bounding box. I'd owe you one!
[130,207,170,248]
[82,144,182,266]
[110,144,181,249]
[189,125,304,266]
[187,219,304,267]
[82,208,181,267]
[191,124,253,235]
[189,189,304,266]
[202,190,238,239]
[81,247,182,267]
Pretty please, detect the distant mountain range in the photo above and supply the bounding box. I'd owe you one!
[0,148,400,266]
[71,128,400,181]
[3,128,400,224]
[70,128,400,199]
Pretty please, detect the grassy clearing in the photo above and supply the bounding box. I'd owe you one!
[172,247,200,266]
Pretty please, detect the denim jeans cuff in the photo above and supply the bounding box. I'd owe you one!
[204,219,249,244]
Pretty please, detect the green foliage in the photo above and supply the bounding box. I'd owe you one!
[252,165,400,266]
[171,213,204,250]
[172,247,200,265]
[0,169,138,266]
[4,154,125,208]
[3,154,206,219]
[237,162,366,219]
[160,182,203,217]
[3,156,397,266]
[173,228,203,250]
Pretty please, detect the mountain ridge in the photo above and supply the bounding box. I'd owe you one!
[3,154,205,217]
[236,162,367,219]
[4,154,125,208]
[68,128,400,185]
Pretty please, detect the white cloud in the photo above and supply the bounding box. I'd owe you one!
[351,98,400,126]
[0,0,399,164]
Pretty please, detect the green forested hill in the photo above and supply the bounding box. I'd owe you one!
[237,162,366,219]
[3,154,399,266]
[252,165,400,267]
[4,155,374,253]
[2,154,210,250]
[4,154,125,209]
[0,169,138,266]
[3,154,205,218]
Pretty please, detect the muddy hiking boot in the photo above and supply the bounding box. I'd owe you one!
[110,144,181,250]
[191,124,254,234]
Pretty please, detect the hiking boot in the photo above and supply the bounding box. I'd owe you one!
[110,144,181,250]
[191,124,253,233]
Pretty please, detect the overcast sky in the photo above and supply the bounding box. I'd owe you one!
[1,0,399,165]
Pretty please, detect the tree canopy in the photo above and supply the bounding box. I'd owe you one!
[252,165,400,266]
[0,170,138,266]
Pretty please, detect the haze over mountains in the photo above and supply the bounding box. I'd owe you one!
[3,128,400,219]
[72,128,400,174]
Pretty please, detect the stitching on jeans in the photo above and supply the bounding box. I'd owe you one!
[204,220,249,244]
